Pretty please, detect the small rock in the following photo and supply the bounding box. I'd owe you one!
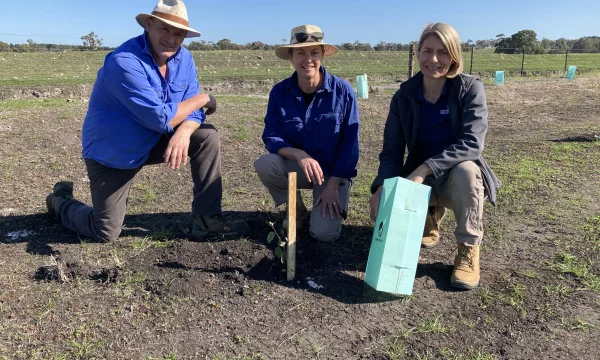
[67,99,73,103]
[257,55,263,60]
[32,91,41,98]
[80,98,89,103]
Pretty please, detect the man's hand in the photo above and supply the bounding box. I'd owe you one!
[203,94,217,115]
[163,121,199,169]
[295,151,324,185]
[407,163,433,184]
[369,185,383,221]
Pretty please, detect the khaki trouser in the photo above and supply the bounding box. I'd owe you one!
[56,124,222,242]
[254,153,351,242]
[423,161,485,246]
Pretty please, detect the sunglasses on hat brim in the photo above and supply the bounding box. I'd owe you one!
[293,32,324,43]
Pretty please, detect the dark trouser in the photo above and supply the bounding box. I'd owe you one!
[57,124,222,242]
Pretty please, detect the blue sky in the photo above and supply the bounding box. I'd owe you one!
[1,0,598,47]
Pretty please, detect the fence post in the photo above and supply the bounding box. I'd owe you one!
[408,44,415,78]
[564,49,569,72]
[520,48,525,76]
[470,46,474,75]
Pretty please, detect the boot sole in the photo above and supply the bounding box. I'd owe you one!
[421,238,440,248]
[46,193,57,218]
[191,229,245,240]
[450,278,480,290]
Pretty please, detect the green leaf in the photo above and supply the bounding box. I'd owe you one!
[267,232,275,244]
[274,247,286,260]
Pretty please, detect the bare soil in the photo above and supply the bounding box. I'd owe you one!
[0,75,599,359]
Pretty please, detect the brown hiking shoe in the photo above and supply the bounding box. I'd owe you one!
[450,243,480,290]
[282,192,309,231]
[422,206,446,248]
[192,214,249,239]
[46,181,74,218]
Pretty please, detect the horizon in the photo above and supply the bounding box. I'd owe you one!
[1,0,598,48]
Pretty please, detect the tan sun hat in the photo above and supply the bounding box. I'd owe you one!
[136,0,201,38]
[275,25,339,60]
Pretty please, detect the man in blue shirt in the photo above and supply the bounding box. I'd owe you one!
[254,25,360,242]
[45,0,248,242]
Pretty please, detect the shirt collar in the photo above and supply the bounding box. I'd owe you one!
[287,65,334,93]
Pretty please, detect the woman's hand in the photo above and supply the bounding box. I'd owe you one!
[296,152,324,185]
[407,163,433,184]
[316,184,342,219]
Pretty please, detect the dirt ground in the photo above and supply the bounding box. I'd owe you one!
[1,74,599,360]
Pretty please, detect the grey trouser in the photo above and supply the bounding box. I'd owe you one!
[57,124,222,242]
[253,153,351,242]
[423,161,485,246]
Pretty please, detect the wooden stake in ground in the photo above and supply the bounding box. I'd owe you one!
[287,172,297,281]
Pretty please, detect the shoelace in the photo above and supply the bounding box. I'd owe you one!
[458,247,475,269]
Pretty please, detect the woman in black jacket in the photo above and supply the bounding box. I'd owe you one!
[369,23,501,290]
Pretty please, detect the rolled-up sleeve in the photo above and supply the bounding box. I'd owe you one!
[181,62,206,125]
[330,89,359,178]
[101,55,176,134]
[262,89,292,154]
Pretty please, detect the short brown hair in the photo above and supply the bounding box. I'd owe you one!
[417,23,463,78]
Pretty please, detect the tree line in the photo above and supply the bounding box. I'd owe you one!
[1,30,598,53]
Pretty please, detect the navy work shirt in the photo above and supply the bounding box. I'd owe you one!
[82,32,205,169]
[415,82,456,166]
[262,66,360,179]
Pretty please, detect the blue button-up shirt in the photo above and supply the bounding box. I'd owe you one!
[415,81,456,166]
[262,67,360,179]
[82,32,205,169]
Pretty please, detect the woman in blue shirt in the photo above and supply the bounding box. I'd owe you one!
[254,24,360,242]
[369,23,501,289]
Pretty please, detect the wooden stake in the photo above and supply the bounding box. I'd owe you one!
[287,172,297,281]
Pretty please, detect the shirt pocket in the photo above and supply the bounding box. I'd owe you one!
[313,111,343,149]
[315,111,342,133]
[168,81,187,102]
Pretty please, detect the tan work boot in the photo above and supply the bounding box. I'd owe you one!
[422,206,446,248]
[450,243,480,290]
[282,191,308,231]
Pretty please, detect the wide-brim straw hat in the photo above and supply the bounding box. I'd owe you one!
[275,25,338,60]
[136,0,201,38]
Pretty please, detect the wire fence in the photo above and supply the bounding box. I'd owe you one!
[0,47,599,88]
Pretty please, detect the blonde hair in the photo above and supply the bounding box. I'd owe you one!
[417,23,463,78]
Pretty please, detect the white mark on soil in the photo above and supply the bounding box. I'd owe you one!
[0,124,12,132]
[6,230,38,241]
[307,277,324,290]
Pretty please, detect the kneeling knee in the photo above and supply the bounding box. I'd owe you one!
[310,226,341,243]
